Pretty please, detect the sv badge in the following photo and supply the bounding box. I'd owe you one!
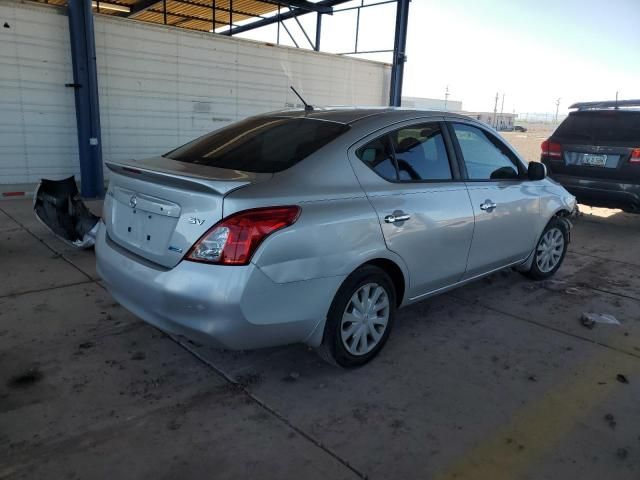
[188,217,205,226]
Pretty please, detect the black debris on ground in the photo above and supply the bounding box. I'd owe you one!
[617,374,629,384]
[7,368,43,389]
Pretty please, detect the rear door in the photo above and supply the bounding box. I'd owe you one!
[448,121,540,278]
[348,119,475,299]
[548,111,640,183]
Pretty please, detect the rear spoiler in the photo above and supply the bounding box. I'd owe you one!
[569,99,640,111]
[105,160,266,196]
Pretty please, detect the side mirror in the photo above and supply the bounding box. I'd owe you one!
[528,161,547,181]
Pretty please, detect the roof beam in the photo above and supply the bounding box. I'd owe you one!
[127,0,162,16]
[126,0,266,22]
[260,1,334,14]
[127,0,332,18]
[145,8,243,27]
[227,0,349,36]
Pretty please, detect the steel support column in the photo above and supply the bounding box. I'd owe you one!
[314,12,321,50]
[67,0,103,197]
[389,0,409,107]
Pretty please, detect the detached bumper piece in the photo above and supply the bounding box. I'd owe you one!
[33,177,100,249]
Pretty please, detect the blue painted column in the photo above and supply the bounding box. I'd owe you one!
[389,0,409,107]
[67,0,104,197]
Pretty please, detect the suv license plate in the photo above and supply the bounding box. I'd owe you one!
[582,154,607,167]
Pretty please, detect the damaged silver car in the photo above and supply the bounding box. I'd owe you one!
[92,109,576,367]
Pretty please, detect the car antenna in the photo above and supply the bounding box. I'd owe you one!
[290,86,314,112]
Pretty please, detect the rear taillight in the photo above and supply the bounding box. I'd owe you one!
[630,148,640,164]
[541,139,563,160]
[186,206,300,265]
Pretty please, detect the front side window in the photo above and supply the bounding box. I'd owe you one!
[389,124,452,181]
[452,123,520,180]
[165,117,349,173]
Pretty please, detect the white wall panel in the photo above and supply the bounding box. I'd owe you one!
[0,3,78,185]
[0,2,390,187]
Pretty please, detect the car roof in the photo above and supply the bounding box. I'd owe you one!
[264,107,472,125]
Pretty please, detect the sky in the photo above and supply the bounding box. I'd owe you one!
[236,0,640,115]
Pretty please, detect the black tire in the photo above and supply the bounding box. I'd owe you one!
[317,265,397,368]
[521,217,569,280]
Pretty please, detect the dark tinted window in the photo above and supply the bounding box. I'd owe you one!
[165,117,349,173]
[389,124,452,180]
[356,136,398,180]
[554,111,640,143]
[452,123,520,180]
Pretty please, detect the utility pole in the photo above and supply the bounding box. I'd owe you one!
[493,92,499,129]
[499,93,505,130]
[444,85,450,111]
[615,90,619,109]
[554,98,561,124]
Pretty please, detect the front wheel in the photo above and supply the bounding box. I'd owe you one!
[521,217,569,280]
[317,265,396,368]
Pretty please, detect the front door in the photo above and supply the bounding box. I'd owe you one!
[449,122,540,278]
[349,120,475,299]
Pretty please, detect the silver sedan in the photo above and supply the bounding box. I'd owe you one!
[96,109,576,367]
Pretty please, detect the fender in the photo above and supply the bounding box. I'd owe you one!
[515,213,572,272]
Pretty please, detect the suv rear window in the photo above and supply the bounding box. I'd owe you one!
[554,111,640,144]
[165,117,349,173]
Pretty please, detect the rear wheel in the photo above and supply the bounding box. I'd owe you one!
[521,217,569,280]
[317,265,396,368]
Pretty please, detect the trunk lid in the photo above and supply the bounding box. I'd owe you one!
[103,157,271,268]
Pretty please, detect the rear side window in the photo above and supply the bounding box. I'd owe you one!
[452,123,520,180]
[356,136,398,180]
[165,117,349,173]
[357,122,452,182]
[390,124,452,180]
[554,111,640,143]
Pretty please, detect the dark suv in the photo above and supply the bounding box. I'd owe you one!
[541,100,640,212]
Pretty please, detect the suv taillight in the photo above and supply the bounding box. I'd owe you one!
[630,148,640,164]
[186,206,300,265]
[541,139,563,160]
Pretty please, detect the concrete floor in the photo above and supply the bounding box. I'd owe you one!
[1,199,639,480]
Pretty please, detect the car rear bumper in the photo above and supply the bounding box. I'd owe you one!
[95,223,343,349]
[549,174,640,211]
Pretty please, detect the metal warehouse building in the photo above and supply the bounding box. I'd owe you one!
[0,0,410,197]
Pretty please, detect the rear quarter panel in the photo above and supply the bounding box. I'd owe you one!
[222,133,411,296]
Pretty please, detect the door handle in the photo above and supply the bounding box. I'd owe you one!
[480,200,497,212]
[384,212,411,223]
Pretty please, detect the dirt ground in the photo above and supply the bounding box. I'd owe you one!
[502,125,557,163]
[1,198,639,480]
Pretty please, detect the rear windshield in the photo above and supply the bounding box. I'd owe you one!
[554,111,640,143]
[165,117,349,173]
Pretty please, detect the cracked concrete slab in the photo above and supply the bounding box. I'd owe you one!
[1,199,639,480]
[0,210,20,233]
[0,282,360,480]
[183,295,640,480]
[0,229,91,297]
[0,201,102,280]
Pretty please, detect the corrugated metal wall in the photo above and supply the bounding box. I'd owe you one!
[0,4,78,186]
[0,2,390,188]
